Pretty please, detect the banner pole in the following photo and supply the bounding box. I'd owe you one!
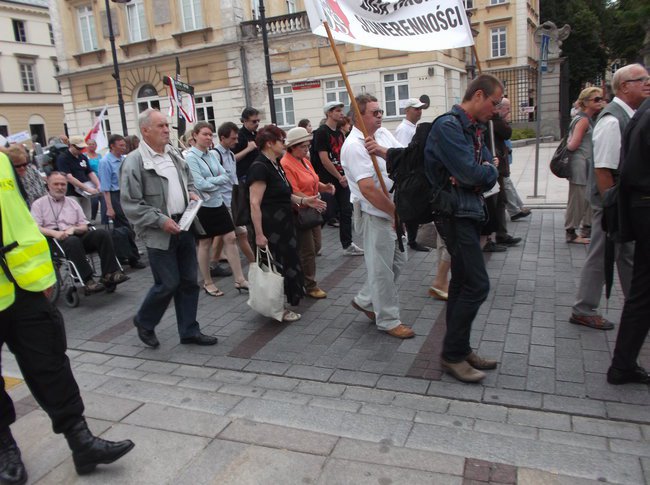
[322,21,388,196]
[471,44,482,75]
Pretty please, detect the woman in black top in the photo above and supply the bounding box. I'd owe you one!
[248,125,326,322]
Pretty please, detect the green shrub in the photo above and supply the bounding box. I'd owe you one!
[511,128,536,140]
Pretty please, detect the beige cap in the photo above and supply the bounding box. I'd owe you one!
[285,127,312,148]
[69,135,88,148]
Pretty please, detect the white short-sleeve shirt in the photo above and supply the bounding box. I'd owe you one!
[593,97,635,170]
[394,119,416,146]
[341,126,403,220]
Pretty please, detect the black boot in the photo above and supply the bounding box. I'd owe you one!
[0,428,27,485]
[64,419,134,475]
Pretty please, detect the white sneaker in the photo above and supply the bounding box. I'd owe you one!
[343,243,364,256]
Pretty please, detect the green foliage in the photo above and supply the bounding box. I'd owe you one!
[605,0,650,63]
[541,0,608,102]
[511,128,536,141]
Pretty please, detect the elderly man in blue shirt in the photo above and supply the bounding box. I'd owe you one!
[98,134,145,269]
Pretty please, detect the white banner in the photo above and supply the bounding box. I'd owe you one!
[85,106,108,152]
[7,131,31,144]
[305,0,474,52]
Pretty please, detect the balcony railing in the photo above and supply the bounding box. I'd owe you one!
[241,11,310,40]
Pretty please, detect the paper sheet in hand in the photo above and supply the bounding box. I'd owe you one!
[74,181,99,198]
[178,199,202,231]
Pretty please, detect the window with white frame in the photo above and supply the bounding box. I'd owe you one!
[252,0,260,20]
[136,84,160,113]
[463,0,474,8]
[195,95,215,128]
[19,62,36,92]
[273,86,295,127]
[286,0,297,13]
[93,109,112,136]
[77,5,98,52]
[383,72,409,117]
[489,0,506,4]
[181,0,203,31]
[324,79,350,113]
[127,0,148,42]
[490,26,507,58]
[13,19,26,42]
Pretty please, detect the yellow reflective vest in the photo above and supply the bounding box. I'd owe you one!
[0,153,56,310]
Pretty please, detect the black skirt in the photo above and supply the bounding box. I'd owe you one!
[196,204,235,238]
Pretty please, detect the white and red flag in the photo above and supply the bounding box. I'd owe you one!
[305,0,473,52]
[85,106,108,152]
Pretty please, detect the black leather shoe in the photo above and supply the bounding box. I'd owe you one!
[0,428,27,485]
[496,235,522,246]
[180,332,218,346]
[408,242,431,252]
[65,419,134,475]
[607,365,650,385]
[483,241,507,252]
[135,324,159,348]
[128,259,146,269]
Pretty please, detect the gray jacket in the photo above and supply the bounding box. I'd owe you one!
[120,145,200,250]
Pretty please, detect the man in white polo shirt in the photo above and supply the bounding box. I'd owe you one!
[341,94,414,339]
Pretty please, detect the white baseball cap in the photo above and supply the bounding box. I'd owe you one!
[323,101,345,114]
[404,98,426,109]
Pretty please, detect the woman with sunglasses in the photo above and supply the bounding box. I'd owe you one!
[248,125,326,322]
[280,127,335,300]
[7,144,46,206]
[565,87,604,244]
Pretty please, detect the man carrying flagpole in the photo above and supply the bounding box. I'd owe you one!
[342,94,414,339]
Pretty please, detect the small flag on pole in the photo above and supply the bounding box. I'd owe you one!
[85,106,108,152]
[304,0,474,52]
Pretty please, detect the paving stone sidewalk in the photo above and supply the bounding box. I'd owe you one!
[6,355,649,484]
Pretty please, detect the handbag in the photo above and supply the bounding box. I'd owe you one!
[295,206,323,229]
[549,137,572,179]
[247,247,285,321]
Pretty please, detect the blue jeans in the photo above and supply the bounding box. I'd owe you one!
[440,217,490,362]
[136,231,200,338]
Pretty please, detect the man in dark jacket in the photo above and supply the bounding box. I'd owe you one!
[607,95,650,385]
[423,74,501,383]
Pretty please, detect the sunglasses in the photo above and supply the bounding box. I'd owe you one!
[591,96,604,102]
[13,163,29,168]
[371,109,384,118]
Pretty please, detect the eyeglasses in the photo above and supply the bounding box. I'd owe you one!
[591,96,604,102]
[248,119,261,124]
[623,76,649,84]
[488,96,502,107]
[13,163,29,168]
[370,109,384,118]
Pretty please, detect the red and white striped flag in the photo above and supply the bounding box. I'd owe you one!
[85,106,108,152]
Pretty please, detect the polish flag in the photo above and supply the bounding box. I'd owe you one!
[85,106,108,152]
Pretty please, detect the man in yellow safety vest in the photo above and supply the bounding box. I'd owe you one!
[0,152,134,484]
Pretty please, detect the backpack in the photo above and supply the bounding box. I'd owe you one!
[388,111,461,224]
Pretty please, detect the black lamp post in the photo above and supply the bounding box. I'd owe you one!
[258,0,277,124]
[105,0,129,135]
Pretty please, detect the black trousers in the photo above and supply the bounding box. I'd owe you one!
[0,289,84,434]
[406,222,419,245]
[332,180,352,249]
[60,229,119,281]
[611,206,650,371]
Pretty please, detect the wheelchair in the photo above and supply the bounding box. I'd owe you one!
[47,229,124,308]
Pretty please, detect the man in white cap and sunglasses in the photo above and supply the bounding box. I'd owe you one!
[56,135,101,220]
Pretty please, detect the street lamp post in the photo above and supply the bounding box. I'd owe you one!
[105,0,129,136]
[258,0,277,124]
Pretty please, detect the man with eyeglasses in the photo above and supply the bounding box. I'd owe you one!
[571,63,650,332]
[233,107,261,184]
[342,94,414,340]
[423,74,501,383]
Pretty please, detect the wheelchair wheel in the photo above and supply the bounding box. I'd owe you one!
[64,287,80,308]
[48,266,62,305]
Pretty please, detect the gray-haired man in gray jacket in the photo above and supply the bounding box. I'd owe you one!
[120,109,217,348]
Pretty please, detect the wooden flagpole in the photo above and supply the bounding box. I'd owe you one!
[322,21,388,196]
[471,44,482,74]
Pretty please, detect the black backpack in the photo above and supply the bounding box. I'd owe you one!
[388,121,434,225]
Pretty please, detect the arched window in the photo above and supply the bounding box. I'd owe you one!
[136,84,160,113]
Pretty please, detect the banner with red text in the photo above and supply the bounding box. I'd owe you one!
[305,0,473,52]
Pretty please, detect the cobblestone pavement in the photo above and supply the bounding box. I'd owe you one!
[3,144,649,484]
